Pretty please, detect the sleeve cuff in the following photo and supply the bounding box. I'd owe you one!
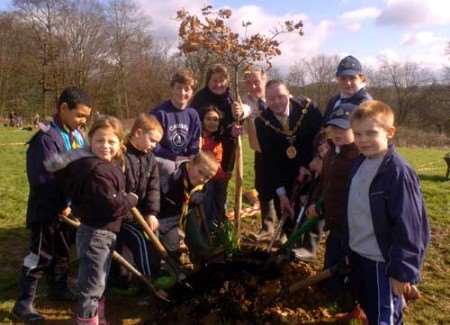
[242,103,252,119]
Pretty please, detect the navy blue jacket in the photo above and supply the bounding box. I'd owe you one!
[151,100,201,161]
[346,145,430,283]
[323,87,372,123]
[25,122,83,227]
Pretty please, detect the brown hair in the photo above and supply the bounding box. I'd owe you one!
[189,150,220,180]
[128,113,163,143]
[244,66,266,80]
[88,115,126,167]
[351,100,395,130]
[265,79,288,91]
[170,68,196,89]
[205,64,229,85]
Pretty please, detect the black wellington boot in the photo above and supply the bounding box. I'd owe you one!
[47,273,77,301]
[12,271,45,323]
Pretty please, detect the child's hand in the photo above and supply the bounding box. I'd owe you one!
[146,214,159,232]
[279,195,294,219]
[390,278,412,297]
[306,204,318,219]
[58,206,71,219]
[297,166,311,184]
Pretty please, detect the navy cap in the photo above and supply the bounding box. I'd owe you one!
[326,103,358,129]
[336,55,362,77]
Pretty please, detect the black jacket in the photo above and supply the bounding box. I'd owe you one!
[255,97,322,195]
[124,143,160,217]
[58,156,137,233]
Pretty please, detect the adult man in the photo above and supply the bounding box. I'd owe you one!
[254,80,322,248]
[233,68,277,238]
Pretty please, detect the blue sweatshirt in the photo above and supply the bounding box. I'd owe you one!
[151,100,201,161]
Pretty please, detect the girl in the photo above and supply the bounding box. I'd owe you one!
[200,105,229,230]
[54,116,138,325]
[110,113,163,288]
[191,64,236,174]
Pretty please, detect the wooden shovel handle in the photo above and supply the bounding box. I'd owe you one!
[288,268,333,293]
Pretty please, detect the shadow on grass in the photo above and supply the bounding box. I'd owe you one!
[418,174,449,182]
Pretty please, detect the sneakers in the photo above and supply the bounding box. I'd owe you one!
[292,248,317,262]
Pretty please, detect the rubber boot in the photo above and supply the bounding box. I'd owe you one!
[97,296,109,325]
[12,270,45,323]
[76,315,99,325]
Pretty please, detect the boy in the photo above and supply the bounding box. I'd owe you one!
[157,151,219,262]
[151,69,201,161]
[348,100,429,324]
[13,87,92,322]
[306,103,359,292]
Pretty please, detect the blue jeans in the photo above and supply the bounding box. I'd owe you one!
[76,224,116,318]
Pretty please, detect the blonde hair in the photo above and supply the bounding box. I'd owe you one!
[170,69,196,89]
[244,66,266,80]
[127,113,163,143]
[190,150,220,179]
[205,64,229,85]
[351,100,395,130]
[88,115,126,167]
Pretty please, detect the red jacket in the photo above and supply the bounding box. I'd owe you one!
[200,134,228,181]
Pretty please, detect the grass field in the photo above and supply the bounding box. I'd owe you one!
[0,126,449,324]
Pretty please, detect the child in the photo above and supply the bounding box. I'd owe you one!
[348,100,430,324]
[151,69,201,161]
[53,116,138,324]
[306,103,360,291]
[12,87,92,322]
[200,105,229,230]
[323,55,372,123]
[191,63,236,174]
[157,151,219,262]
[110,113,163,287]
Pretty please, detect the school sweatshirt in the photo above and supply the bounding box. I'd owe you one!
[151,100,201,161]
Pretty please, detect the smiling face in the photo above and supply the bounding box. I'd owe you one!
[245,71,266,99]
[337,74,364,97]
[90,127,121,162]
[266,83,290,116]
[59,103,91,130]
[131,129,162,153]
[208,72,229,95]
[171,82,193,110]
[186,161,216,186]
[352,117,395,158]
[327,125,354,147]
[203,110,220,135]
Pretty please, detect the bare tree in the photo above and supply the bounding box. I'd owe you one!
[378,57,433,125]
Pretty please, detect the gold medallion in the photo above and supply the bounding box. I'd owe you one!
[286,145,297,159]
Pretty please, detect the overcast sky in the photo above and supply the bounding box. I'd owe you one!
[2,0,449,74]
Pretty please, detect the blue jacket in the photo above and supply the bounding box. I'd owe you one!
[323,87,372,123]
[151,100,201,161]
[26,121,85,226]
[347,145,430,283]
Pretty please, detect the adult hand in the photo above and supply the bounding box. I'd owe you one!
[231,123,243,137]
[279,195,294,219]
[232,102,244,120]
[146,214,159,232]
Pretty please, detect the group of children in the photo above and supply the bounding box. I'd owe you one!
[12,55,430,325]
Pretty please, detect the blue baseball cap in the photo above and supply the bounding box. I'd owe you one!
[336,55,362,77]
[326,103,358,129]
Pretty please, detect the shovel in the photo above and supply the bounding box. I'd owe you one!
[131,207,192,289]
[60,215,170,302]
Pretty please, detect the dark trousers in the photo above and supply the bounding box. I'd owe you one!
[110,222,160,287]
[22,221,75,280]
[254,152,277,233]
[323,229,349,294]
[203,179,227,231]
[350,251,403,325]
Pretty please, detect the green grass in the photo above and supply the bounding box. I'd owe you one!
[0,126,449,324]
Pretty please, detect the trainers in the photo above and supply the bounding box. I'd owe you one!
[292,248,316,262]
